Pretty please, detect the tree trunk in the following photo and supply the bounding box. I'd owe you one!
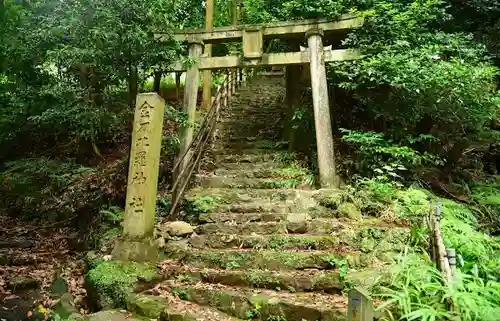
[153,70,162,94]
[128,65,138,108]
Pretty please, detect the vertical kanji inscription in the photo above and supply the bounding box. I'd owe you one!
[122,93,166,239]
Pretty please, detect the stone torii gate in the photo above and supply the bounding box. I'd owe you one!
[160,14,364,187]
[113,15,364,262]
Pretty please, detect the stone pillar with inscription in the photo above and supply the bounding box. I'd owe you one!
[113,93,165,262]
[306,28,340,188]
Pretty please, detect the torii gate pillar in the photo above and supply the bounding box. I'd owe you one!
[306,28,340,187]
[175,40,203,181]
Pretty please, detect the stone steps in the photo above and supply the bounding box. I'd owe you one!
[127,293,243,321]
[136,75,402,321]
[187,187,316,202]
[163,248,373,270]
[215,151,294,163]
[212,161,287,170]
[159,262,346,294]
[188,234,345,250]
[194,218,341,235]
[149,281,347,321]
[200,201,296,214]
[195,174,311,189]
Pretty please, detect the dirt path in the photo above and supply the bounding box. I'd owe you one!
[0,215,87,320]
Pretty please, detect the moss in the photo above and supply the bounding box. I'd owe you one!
[86,260,157,310]
[394,188,431,221]
[267,235,340,250]
[337,202,362,220]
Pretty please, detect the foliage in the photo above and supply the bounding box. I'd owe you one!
[0,158,94,218]
[374,252,500,321]
[341,129,440,180]
[86,260,157,309]
[330,0,500,174]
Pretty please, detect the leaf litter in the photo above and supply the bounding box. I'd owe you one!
[0,215,87,314]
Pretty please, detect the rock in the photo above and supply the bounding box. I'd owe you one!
[164,240,190,253]
[0,253,9,265]
[51,276,69,297]
[313,189,344,208]
[85,261,158,310]
[286,213,311,233]
[127,294,168,319]
[163,221,194,237]
[53,293,79,318]
[155,237,166,248]
[87,310,145,321]
[188,235,206,249]
[8,276,40,292]
[0,239,35,249]
[337,202,362,220]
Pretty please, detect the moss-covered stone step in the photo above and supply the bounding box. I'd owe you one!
[127,293,242,321]
[188,228,408,252]
[159,263,345,294]
[194,218,342,235]
[214,161,285,171]
[188,187,316,203]
[215,151,291,163]
[202,201,294,214]
[153,281,347,321]
[195,175,311,189]
[163,248,375,270]
[188,234,342,250]
[198,212,289,223]
[212,167,310,179]
[214,140,280,150]
[211,148,280,156]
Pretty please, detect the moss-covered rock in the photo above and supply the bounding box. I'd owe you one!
[163,221,194,237]
[126,294,168,319]
[53,293,79,319]
[166,249,367,270]
[8,276,39,292]
[85,260,158,310]
[337,202,362,220]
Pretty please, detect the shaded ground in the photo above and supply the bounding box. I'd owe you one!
[0,215,87,320]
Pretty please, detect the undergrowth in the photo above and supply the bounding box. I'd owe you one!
[341,177,500,320]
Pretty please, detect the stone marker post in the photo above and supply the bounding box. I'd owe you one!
[176,40,203,181]
[306,28,340,188]
[113,93,165,262]
[347,288,374,321]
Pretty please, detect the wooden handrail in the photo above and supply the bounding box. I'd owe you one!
[168,68,253,218]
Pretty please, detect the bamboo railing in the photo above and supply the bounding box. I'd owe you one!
[168,68,252,218]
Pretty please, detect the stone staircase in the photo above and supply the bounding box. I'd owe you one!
[130,74,409,321]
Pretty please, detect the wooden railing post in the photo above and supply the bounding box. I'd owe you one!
[242,68,247,86]
[168,67,248,217]
[226,69,232,101]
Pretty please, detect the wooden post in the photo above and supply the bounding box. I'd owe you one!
[347,288,374,321]
[201,0,214,109]
[242,68,247,86]
[112,93,165,262]
[232,69,237,93]
[306,28,340,187]
[227,69,232,100]
[176,40,203,180]
[447,248,456,279]
[175,72,182,105]
[284,64,302,150]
